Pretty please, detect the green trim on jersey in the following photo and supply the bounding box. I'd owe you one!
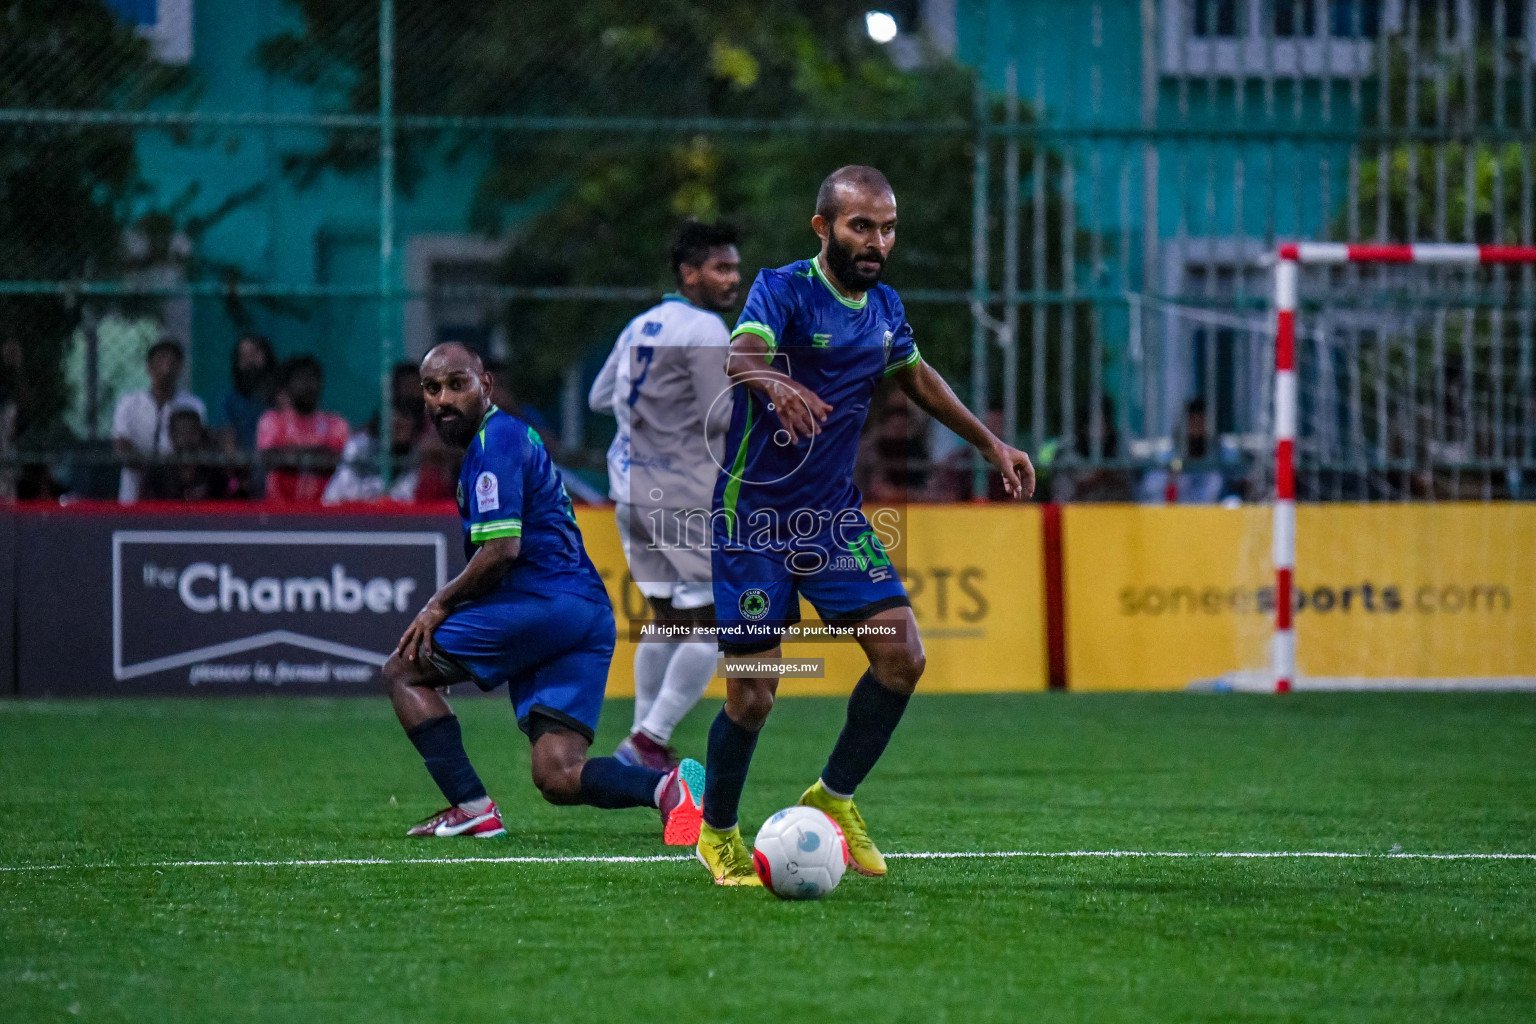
[811,254,868,309]
[732,321,777,353]
[720,401,756,534]
[476,404,501,449]
[882,347,922,376]
[469,519,523,542]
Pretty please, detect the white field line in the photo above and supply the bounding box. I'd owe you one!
[3,850,1534,873]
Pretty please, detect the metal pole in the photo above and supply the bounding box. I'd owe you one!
[84,312,99,440]
[1003,62,1020,448]
[1139,0,1159,440]
[377,0,396,486]
[1273,251,1298,694]
[970,72,991,498]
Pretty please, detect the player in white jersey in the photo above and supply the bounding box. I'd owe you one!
[589,221,741,771]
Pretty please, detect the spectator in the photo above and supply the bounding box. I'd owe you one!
[110,338,207,504]
[219,334,278,453]
[858,389,930,503]
[62,314,160,441]
[899,407,1013,502]
[142,408,238,501]
[324,361,458,506]
[256,356,349,503]
[0,337,22,500]
[487,361,560,461]
[411,425,460,501]
[483,359,604,501]
[1049,394,1133,502]
[391,360,428,440]
[323,406,426,504]
[1137,398,1234,504]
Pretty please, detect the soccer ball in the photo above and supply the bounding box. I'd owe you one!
[751,806,848,900]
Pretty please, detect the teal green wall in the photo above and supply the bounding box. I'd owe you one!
[133,0,496,426]
[135,0,1368,431]
[957,0,1366,263]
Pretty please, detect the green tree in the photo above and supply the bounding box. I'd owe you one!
[1352,15,1530,242]
[1326,17,1533,492]
[0,0,188,438]
[260,1,1084,430]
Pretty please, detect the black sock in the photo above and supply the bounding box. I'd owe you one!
[703,708,759,830]
[405,715,488,807]
[821,671,911,798]
[578,758,665,810]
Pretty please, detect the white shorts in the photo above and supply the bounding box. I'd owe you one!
[614,503,714,611]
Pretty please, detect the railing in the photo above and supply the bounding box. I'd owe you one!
[0,1,1531,502]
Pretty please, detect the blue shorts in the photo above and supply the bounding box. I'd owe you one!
[432,590,616,741]
[711,509,909,655]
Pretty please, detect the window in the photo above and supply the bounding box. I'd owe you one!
[1164,0,1533,77]
[1273,0,1319,36]
[1147,237,1275,443]
[105,0,193,64]
[1194,0,1243,36]
[1474,0,1526,40]
[1272,0,1384,38]
[1163,0,1388,76]
[403,235,509,362]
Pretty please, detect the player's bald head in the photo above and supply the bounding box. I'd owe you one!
[815,166,894,221]
[420,342,492,448]
[421,341,484,377]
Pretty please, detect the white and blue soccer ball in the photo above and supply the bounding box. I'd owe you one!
[751,806,848,900]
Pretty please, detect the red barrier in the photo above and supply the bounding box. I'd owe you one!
[1041,504,1067,690]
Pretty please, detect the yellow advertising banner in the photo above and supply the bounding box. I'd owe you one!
[1064,503,1536,690]
[577,504,1046,697]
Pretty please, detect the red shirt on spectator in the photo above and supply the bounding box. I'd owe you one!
[256,408,350,503]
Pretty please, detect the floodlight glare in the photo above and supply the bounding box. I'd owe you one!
[865,11,898,44]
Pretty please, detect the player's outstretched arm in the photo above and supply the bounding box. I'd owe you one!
[396,536,522,662]
[892,360,1035,500]
[588,335,623,415]
[724,332,831,444]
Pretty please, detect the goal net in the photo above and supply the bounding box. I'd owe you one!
[1225,244,1536,692]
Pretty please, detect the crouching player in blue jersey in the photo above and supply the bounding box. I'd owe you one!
[696,167,1036,884]
[381,342,704,845]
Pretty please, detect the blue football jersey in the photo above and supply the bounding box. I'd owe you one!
[456,406,608,603]
[715,256,920,535]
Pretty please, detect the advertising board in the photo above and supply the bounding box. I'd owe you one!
[1063,504,1536,689]
[4,502,1044,696]
[14,510,460,696]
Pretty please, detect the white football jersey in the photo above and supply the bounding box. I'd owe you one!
[589,294,733,509]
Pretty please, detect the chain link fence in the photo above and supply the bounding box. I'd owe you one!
[1,0,1531,503]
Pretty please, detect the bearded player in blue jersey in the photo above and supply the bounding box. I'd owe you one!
[381,342,704,846]
[696,167,1036,885]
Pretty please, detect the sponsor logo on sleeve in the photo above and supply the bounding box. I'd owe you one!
[475,471,499,513]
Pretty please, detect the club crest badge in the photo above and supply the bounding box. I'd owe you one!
[739,588,771,621]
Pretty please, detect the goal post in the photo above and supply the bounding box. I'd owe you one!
[1270,244,1536,693]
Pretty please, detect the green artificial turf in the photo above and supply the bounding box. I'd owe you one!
[2,693,1534,1023]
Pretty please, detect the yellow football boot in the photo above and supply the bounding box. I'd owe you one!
[696,822,763,886]
[799,779,886,877]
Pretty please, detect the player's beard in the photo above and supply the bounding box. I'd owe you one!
[705,281,738,313]
[430,405,476,448]
[825,230,884,290]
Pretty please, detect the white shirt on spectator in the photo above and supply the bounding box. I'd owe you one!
[112,388,206,503]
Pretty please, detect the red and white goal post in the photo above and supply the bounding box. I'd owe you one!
[1270,243,1536,692]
